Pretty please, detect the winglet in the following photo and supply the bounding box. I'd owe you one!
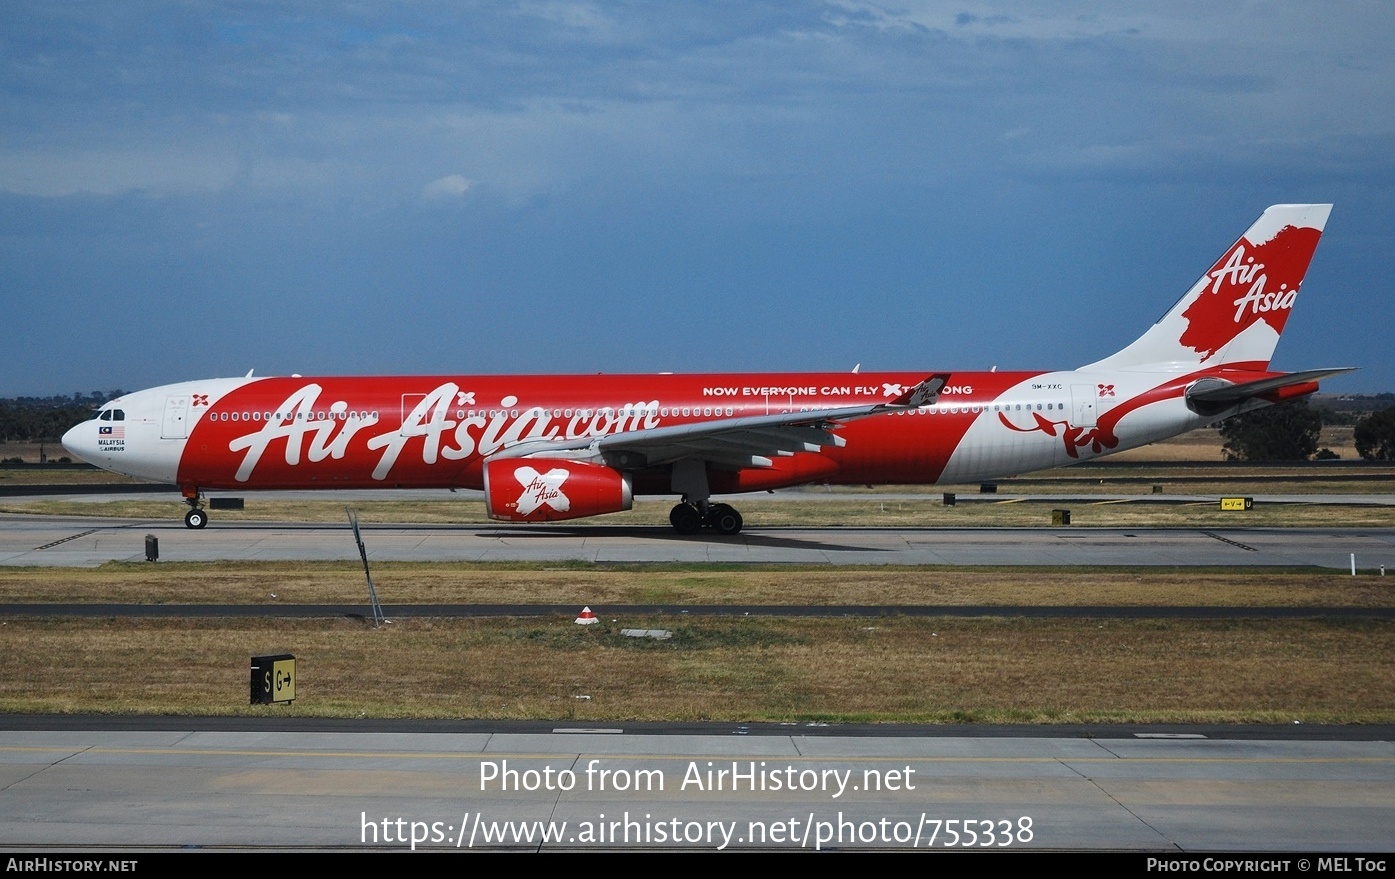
[890,374,949,408]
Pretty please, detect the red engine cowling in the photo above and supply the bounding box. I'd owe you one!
[483,459,633,522]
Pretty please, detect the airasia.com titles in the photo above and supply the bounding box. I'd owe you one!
[227,382,660,482]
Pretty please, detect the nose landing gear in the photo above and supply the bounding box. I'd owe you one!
[182,489,208,529]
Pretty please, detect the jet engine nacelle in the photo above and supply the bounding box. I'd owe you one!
[483,458,633,522]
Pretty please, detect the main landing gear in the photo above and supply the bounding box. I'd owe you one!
[183,491,208,529]
[669,501,743,536]
[668,459,744,536]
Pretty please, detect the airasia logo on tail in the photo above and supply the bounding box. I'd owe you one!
[1179,224,1322,360]
[1212,245,1295,323]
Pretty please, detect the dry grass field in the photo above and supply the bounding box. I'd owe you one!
[0,563,1392,723]
[3,562,1395,607]
[2,614,1389,724]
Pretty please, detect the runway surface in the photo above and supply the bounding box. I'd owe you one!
[1,721,1392,851]
[3,512,1393,568]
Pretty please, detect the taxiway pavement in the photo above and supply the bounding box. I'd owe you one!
[1,723,1391,851]
[2,512,1393,569]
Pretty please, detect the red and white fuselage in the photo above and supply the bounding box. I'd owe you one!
[62,205,1350,533]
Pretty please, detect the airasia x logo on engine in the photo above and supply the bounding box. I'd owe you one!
[513,467,571,515]
[1179,224,1322,360]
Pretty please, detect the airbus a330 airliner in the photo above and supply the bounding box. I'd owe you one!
[63,204,1351,535]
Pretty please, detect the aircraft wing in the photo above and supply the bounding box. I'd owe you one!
[490,374,949,470]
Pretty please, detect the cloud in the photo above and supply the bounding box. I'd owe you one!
[422,174,472,200]
[0,147,239,198]
[1,3,1392,394]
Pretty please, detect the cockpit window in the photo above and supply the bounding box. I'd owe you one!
[95,409,125,422]
[98,410,111,421]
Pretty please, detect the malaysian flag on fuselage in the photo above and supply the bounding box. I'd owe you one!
[99,425,125,438]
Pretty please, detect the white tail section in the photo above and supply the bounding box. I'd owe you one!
[1084,204,1331,372]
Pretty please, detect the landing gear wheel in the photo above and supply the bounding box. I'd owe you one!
[184,509,208,529]
[669,503,703,535]
[707,503,743,536]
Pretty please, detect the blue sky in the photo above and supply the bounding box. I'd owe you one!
[3,2,1392,396]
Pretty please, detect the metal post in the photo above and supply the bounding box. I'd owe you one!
[347,508,386,627]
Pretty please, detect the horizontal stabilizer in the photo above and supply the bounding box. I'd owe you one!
[1182,371,1355,415]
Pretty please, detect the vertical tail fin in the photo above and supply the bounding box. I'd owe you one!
[1084,204,1331,372]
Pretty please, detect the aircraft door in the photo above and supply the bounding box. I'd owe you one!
[161,395,190,439]
[1070,384,1098,428]
[400,394,425,435]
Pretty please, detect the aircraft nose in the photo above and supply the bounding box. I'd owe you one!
[61,422,96,464]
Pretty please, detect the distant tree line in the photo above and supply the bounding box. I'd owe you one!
[1222,399,1395,462]
[1311,392,1395,426]
[0,392,123,444]
[1354,407,1395,460]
